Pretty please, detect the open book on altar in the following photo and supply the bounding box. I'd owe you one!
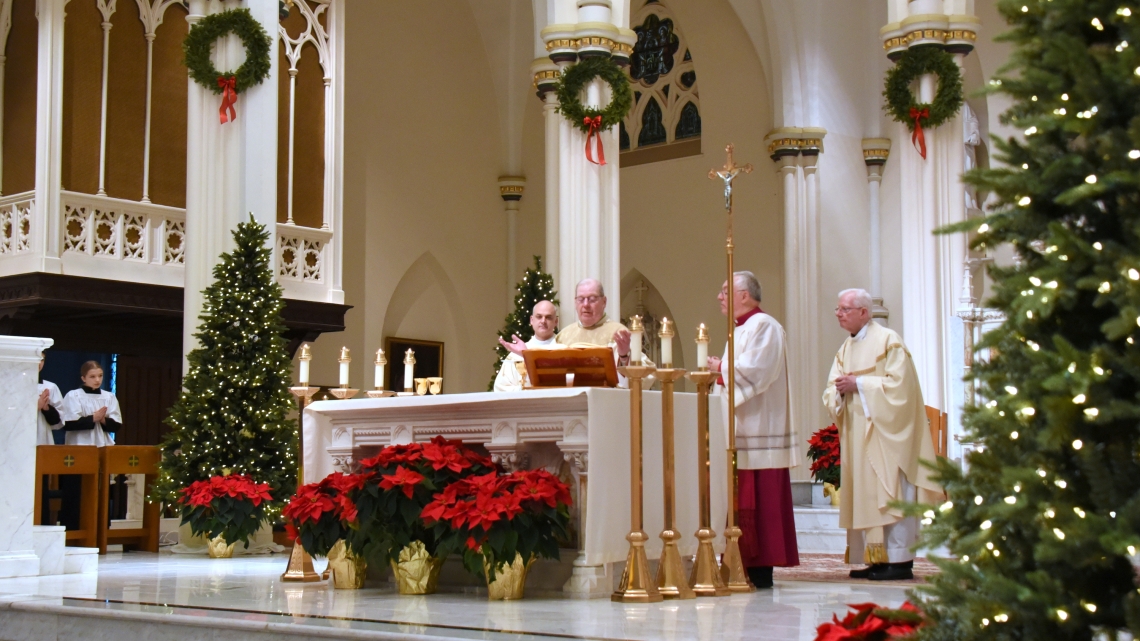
[522,347,619,388]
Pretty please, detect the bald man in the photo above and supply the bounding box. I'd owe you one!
[494,300,565,392]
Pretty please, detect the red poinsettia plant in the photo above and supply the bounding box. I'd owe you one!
[347,436,498,563]
[422,468,572,580]
[808,423,841,488]
[282,471,372,557]
[177,474,274,546]
[814,601,924,641]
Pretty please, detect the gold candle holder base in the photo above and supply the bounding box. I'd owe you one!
[366,389,396,398]
[721,526,754,592]
[685,370,729,597]
[281,539,322,582]
[328,387,359,400]
[691,527,729,596]
[288,385,319,400]
[612,365,662,604]
[657,528,695,600]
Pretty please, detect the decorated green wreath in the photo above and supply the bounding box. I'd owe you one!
[184,8,272,123]
[555,56,633,134]
[883,45,963,135]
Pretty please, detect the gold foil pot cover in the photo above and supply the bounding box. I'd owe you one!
[484,553,534,600]
[207,534,236,558]
[327,540,367,589]
[390,540,443,595]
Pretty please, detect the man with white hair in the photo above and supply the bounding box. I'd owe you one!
[493,300,564,392]
[706,271,799,589]
[499,278,653,386]
[822,288,941,581]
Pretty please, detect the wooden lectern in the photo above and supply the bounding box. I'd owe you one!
[523,347,618,388]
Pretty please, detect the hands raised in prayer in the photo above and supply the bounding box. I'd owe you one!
[498,334,527,356]
[38,388,50,411]
[835,375,858,395]
[92,406,108,424]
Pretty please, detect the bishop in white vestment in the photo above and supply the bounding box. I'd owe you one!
[823,288,941,581]
[493,300,565,391]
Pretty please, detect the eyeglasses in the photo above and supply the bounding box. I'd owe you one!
[834,306,864,314]
[575,296,602,305]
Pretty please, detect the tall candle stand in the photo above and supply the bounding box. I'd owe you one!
[328,347,359,400]
[709,144,754,592]
[653,320,694,600]
[282,344,322,583]
[367,348,396,398]
[686,365,730,597]
[611,364,662,603]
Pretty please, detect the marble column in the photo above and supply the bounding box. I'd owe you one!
[499,177,525,312]
[182,0,279,362]
[32,0,66,274]
[0,335,52,578]
[766,129,825,481]
[862,138,891,321]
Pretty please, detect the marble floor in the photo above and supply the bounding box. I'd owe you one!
[0,553,917,641]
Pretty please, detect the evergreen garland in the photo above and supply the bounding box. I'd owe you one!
[152,217,297,511]
[487,256,558,390]
[556,57,634,134]
[912,1,1140,639]
[883,45,963,131]
[184,8,272,95]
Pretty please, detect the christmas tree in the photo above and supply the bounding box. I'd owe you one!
[152,217,297,507]
[915,2,1140,638]
[487,256,558,390]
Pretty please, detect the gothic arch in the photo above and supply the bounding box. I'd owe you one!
[619,268,685,370]
[382,251,469,387]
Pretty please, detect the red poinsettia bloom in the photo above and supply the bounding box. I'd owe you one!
[284,522,299,542]
[465,535,484,552]
[283,485,336,524]
[465,491,506,531]
[178,475,273,508]
[812,602,922,641]
[422,440,474,473]
[379,465,425,498]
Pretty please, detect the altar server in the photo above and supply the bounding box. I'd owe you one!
[707,271,799,588]
[823,288,941,581]
[494,300,566,392]
[37,353,64,445]
[61,360,121,447]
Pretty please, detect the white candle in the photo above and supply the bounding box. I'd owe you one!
[299,359,310,386]
[696,324,709,370]
[659,317,674,367]
[630,330,642,363]
[374,362,384,389]
[404,362,414,390]
[339,361,349,386]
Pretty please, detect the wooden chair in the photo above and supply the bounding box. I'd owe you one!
[925,405,948,457]
[98,446,161,554]
[34,445,101,548]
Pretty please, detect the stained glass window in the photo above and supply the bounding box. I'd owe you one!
[639,99,667,147]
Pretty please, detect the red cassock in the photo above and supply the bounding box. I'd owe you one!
[738,468,799,567]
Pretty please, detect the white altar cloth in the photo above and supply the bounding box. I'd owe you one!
[303,388,728,566]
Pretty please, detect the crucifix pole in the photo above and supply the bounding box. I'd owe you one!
[708,144,754,592]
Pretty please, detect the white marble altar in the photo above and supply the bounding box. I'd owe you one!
[0,335,53,579]
[303,388,729,598]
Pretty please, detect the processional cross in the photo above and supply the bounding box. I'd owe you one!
[707,143,753,592]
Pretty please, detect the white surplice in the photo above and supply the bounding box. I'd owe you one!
[60,388,121,447]
[493,336,565,392]
[36,380,64,445]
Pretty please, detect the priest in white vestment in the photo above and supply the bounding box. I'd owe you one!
[493,300,565,392]
[500,279,653,387]
[707,271,799,589]
[822,288,941,581]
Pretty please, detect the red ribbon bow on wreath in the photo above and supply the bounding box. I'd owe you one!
[909,107,930,160]
[583,116,606,166]
[218,76,238,125]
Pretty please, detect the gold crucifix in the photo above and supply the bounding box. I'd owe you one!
[708,144,753,213]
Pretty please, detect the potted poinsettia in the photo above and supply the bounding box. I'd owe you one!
[177,474,273,558]
[349,436,498,594]
[283,471,372,588]
[422,468,572,600]
[808,424,841,505]
[813,601,924,640]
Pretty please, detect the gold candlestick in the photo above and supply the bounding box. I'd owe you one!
[328,347,359,400]
[367,348,396,398]
[686,369,729,597]
[611,364,662,603]
[709,144,754,592]
[654,367,695,600]
[283,344,321,582]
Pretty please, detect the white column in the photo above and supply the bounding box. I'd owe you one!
[33,0,66,274]
[862,138,891,320]
[0,335,52,578]
[183,0,279,361]
[542,92,560,284]
[499,177,525,311]
[96,1,115,197]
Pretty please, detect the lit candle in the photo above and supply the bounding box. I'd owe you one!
[629,315,643,363]
[298,343,311,386]
[374,348,387,389]
[659,317,675,368]
[338,347,351,387]
[695,323,709,370]
[403,348,416,391]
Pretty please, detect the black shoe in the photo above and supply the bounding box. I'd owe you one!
[849,564,885,579]
[868,562,914,581]
[747,566,773,589]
